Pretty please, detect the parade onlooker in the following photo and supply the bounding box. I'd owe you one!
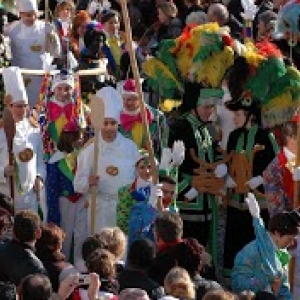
[97,227,127,268]
[35,223,77,292]
[202,290,237,299]
[207,3,229,26]
[119,288,150,300]
[118,239,164,299]
[256,11,277,41]
[231,193,297,299]
[156,2,182,43]
[164,267,195,299]
[83,249,119,298]
[0,210,47,286]
[0,207,13,242]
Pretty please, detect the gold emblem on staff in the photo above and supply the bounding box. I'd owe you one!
[18,148,34,162]
[30,45,42,52]
[106,166,119,176]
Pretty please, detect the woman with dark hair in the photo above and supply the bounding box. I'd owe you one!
[222,56,279,278]
[35,223,76,292]
[0,207,12,242]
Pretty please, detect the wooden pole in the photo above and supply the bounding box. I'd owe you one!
[3,108,16,212]
[119,0,163,210]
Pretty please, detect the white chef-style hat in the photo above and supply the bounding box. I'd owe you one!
[2,67,28,104]
[96,86,123,123]
[17,0,38,12]
[51,71,75,92]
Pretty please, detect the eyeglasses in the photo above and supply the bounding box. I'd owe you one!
[12,104,28,108]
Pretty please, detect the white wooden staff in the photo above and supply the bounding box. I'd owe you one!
[89,95,105,234]
[119,0,163,211]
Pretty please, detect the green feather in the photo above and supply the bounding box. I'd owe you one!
[193,32,223,63]
[245,57,286,101]
[157,39,178,77]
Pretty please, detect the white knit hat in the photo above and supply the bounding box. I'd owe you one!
[96,86,123,123]
[17,0,38,12]
[51,71,75,91]
[2,67,28,104]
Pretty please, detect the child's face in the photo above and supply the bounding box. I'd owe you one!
[20,11,37,27]
[123,95,139,112]
[275,232,296,249]
[136,159,151,180]
[58,5,72,22]
[103,16,120,35]
[53,84,73,103]
[257,20,267,39]
[233,109,247,128]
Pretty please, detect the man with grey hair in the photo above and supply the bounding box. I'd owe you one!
[207,3,229,26]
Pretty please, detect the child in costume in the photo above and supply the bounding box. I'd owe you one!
[232,193,298,299]
[117,142,184,234]
[100,9,123,79]
[53,0,75,69]
[46,119,87,264]
[43,70,77,160]
[119,79,168,158]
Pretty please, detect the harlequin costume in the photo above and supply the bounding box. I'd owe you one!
[118,79,168,158]
[46,120,87,264]
[0,67,46,215]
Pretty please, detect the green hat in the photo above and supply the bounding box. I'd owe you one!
[197,88,224,106]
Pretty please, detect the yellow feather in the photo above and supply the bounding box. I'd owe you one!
[131,122,144,149]
[194,46,234,87]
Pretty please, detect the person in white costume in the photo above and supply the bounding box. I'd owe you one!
[0,66,47,216]
[74,86,140,234]
[4,0,61,107]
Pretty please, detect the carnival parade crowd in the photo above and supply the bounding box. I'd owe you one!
[0,0,300,299]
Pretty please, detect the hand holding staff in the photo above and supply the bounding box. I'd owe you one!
[119,0,163,211]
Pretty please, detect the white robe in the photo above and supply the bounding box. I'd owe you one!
[74,132,139,234]
[0,119,46,215]
[5,20,61,107]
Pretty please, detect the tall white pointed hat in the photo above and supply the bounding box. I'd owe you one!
[2,67,28,104]
[95,86,123,123]
[17,0,38,12]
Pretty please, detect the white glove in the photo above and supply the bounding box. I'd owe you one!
[214,163,228,178]
[245,192,260,218]
[246,175,264,190]
[88,1,100,15]
[149,183,163,206]
[293,167,300,181]
[225,175,237,188]
[67,52,78,69]
[184,188,198,201]
[41,52,56,72]
[171,141,185,167]
[241,0,258,20]
[159,148,173,170]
